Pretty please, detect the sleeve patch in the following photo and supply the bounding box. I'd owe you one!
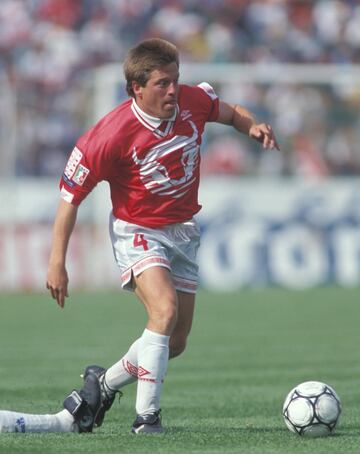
[65,147,83,179]
[72,164,89,186]
[60,186,74,203]
[197,82,218,101]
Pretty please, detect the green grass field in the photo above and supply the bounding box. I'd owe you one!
[0,288,360,453]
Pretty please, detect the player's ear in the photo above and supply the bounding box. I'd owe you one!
[132,82,143,99]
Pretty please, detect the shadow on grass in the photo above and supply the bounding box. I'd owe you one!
[167,425,360,440]
[167,426,285,435]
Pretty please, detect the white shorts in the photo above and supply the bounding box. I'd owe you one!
[109,214,201,294]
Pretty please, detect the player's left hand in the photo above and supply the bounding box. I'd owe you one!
[249,123,280,150]
[46,264,69,309]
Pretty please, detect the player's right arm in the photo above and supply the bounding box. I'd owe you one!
[46,199,78,309]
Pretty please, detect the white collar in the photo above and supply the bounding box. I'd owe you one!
[131,99,178,134]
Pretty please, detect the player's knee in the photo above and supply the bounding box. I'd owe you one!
[159,303,178,331]
[149,297,178,334]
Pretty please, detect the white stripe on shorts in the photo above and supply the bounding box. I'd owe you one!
[121,255,171,289]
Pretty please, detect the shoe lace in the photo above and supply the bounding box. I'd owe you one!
[101,375,123,408]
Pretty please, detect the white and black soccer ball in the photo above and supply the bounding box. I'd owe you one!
[282,381,341,437]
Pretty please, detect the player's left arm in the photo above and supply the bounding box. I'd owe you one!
[217,101,280,150]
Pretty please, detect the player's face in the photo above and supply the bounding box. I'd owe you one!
[133,62,179,119]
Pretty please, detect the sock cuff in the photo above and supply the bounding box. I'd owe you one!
[103,375,117,394]
[142,328,170,346]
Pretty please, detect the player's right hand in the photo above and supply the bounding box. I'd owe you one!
[249,123,280,150]
[46,264,69,309]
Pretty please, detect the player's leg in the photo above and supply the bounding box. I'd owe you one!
[94,267,177,392]
[80,266,176,434]
[169,290,195,359]
[167,216,199,359]
[79,267,175,429]
[79,217,198,431]
[131,266,177,433]
[0,409,76,433]
[106,215,176,386]
[86,291,194,388]
[134,266,178,335]
[83,290,194,432]
[0,371,102,433]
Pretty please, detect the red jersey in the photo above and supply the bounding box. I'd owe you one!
[60,83,219,227]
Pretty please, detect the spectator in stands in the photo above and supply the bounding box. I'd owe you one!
[1,0,360,177]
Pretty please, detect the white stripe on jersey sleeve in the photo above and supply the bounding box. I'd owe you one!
[197,82,218,100]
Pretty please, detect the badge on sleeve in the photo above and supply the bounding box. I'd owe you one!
[72,164,90,186]
[65,147,83,179]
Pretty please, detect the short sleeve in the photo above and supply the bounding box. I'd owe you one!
[196,82,219,122]
[59,132,114,205]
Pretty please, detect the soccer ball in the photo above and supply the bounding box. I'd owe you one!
[282,381,341,437]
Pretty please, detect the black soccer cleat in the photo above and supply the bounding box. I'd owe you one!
[81,364,122,427]
[63,371,102,433]
[131,409,164,434]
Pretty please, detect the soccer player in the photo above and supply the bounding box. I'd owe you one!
[0,38,279,434]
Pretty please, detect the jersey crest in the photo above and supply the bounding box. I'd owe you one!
[132,120,199,199]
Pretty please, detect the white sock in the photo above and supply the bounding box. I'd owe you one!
[135,329,170,415]
[105,338,140,391]
[56,409,76,432]
[0,409,76,433]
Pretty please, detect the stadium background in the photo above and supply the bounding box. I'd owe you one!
[1,0,360,292]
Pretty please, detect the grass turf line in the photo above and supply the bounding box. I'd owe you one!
[0,288,359,453]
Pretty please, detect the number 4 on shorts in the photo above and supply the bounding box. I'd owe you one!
[133,233,149,251]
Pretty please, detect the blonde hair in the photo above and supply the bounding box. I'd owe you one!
[123,38,179,97]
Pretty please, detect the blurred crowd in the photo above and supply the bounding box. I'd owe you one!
[1,0,360,177]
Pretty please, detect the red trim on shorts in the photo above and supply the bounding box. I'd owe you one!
[121,255,171,286]
[172,275,198,293]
